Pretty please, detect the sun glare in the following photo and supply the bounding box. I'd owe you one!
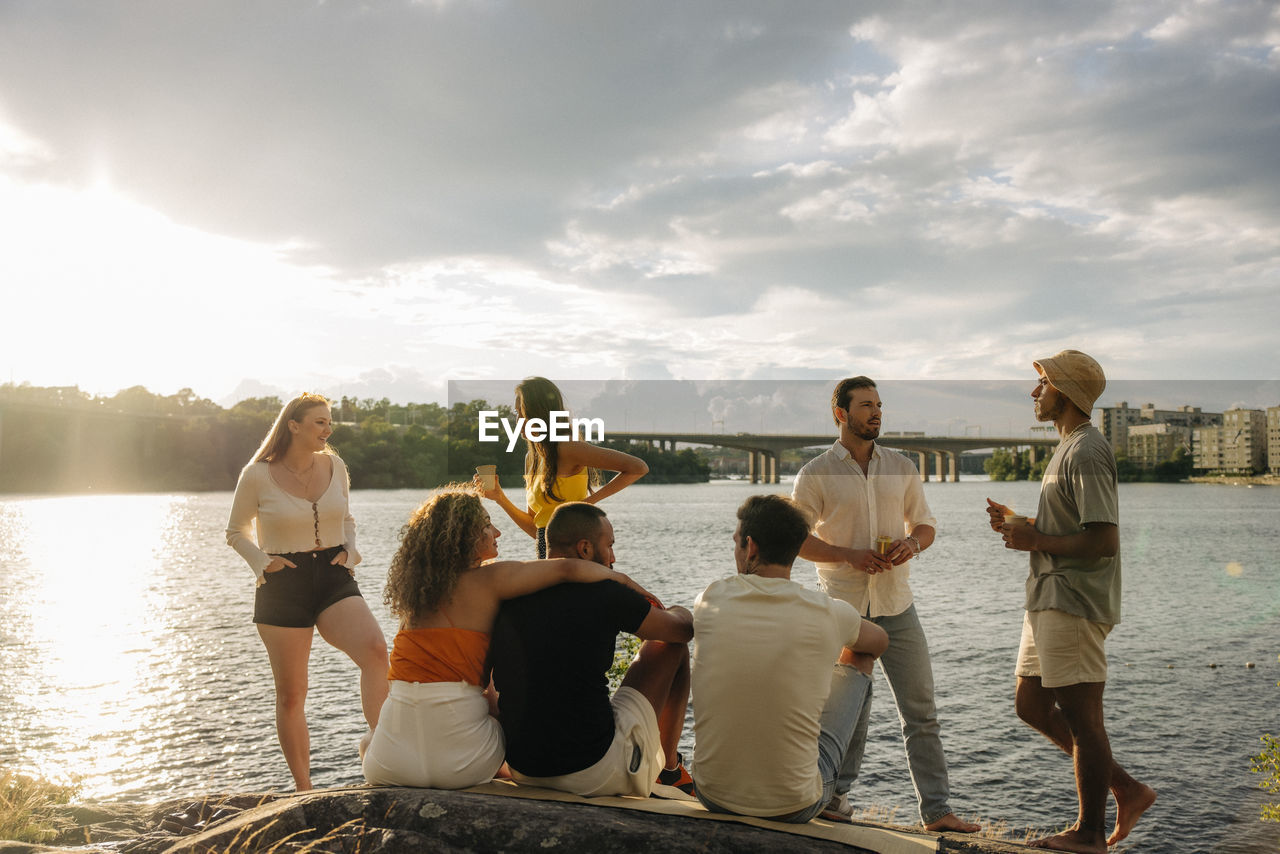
[2,495,179,791]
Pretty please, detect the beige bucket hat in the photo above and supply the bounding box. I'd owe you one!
[1033,349,1106,415]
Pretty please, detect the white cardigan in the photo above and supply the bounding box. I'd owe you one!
[225,455,361,582]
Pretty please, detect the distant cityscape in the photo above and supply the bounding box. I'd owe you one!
[1096,401,1280,475]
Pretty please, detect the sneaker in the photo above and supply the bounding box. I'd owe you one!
[656,753,696,796]
[820,793,854,823]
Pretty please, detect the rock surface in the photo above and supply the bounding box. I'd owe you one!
[3,787,1034,853]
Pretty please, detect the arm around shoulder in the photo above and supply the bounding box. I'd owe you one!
[635,604,693,644]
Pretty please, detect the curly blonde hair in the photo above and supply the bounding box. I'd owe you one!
[383,484,489,623]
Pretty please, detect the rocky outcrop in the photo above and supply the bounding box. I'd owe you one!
[3,787,1033,853]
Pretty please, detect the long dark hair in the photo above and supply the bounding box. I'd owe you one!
[515,376,567,504]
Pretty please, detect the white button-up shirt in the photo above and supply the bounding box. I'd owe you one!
[792,440,936,618]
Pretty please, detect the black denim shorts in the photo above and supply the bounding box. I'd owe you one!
[253,545,362,628]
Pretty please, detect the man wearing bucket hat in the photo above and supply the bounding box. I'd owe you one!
[986,350,1156,853]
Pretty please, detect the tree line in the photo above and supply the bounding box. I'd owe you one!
[983,446,1193,482]
[0,384,709,493]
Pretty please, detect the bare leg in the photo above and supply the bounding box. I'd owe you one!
[620,640,690,769]
[316,596,390,731]
[257,625,315,791]
[1015,677,1155,851]
[656,648,691,767]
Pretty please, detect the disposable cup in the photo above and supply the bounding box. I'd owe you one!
[476,465,498,491]
[1004,514,1028,527]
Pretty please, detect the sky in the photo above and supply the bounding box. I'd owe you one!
[1,1,1278,434]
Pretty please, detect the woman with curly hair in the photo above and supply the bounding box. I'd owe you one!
[226,393,389,791]
[362,485,651,789]
[480,377,648,558]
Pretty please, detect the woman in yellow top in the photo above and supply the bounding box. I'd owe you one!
[479,377,648,558]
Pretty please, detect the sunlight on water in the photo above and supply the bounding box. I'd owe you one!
[0,495,180,793]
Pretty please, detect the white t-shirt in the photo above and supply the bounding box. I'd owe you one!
[691,574,861,817]
[225,456,360,581]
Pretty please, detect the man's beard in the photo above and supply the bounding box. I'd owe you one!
[853,423,880,441]
[1036,397,1066,422]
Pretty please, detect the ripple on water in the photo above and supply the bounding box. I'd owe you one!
[0,485,1277,851]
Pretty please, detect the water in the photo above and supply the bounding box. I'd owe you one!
[1,480,1278,852]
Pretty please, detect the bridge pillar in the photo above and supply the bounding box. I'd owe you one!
[748,451,759,484]
[917,451,929,482]
[766,452,779,484]
[948,451,958,483]
[934,452,944,482]
[1029,445,1037,465]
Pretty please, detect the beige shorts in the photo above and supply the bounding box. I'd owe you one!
[1015,609,1112,689]
[511,686,663,798]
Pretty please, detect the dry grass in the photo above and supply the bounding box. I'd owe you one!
[0,768,81,843]
[211,816,374,854]
[972,815,1081,846]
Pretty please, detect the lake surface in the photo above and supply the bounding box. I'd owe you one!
[1,479,1278,853]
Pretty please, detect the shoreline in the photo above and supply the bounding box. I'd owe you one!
[1186,474,1280,486]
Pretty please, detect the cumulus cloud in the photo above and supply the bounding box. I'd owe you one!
[0,0,1276,406]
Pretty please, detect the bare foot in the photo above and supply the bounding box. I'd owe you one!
[924,813,981,833]
[1027,829,1107,853]
[1107,781,1157,846]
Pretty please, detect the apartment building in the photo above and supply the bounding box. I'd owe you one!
[1097,402,1221,455]
[1126,423,1191,470]
[1269,406,1280,475]
[1194,408,1267,473]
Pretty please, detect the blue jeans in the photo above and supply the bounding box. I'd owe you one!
[696,664,872,823]
[835,603,953,824]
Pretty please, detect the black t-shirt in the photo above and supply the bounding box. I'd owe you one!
[491,580,651,777]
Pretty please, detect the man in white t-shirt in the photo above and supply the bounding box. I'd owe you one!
[691,494,888,822]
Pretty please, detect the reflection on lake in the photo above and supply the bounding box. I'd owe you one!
[1,481,1278,852]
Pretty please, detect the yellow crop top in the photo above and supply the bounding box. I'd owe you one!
[526,468,590,528]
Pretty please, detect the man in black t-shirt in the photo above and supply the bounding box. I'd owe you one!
[491,502,693,798]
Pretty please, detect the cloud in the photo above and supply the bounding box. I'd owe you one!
[0,1,1277,403]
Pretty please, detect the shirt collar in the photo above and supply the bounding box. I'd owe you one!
[831,440,881,462]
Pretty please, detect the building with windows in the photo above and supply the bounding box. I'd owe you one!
[1269,406,1280,475]
[1097,402,1220,453]
[1194,408,1267,473]
[1126,423,1191,470]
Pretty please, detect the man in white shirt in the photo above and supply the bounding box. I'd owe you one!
[691,494,888,822]
[792,376,978,832]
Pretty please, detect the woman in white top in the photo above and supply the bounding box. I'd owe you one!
[226,393,389,791]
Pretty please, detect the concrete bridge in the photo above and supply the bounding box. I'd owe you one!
[608,430,1061,484]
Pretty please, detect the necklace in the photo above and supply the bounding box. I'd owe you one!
[280,458,316,487]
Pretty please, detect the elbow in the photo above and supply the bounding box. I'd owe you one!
[860,622,890,659]
[633,459,649,477]
[672,617,694,644]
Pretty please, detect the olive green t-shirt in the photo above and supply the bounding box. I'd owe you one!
[1027,423,1121,625]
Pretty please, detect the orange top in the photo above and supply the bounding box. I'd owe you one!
[388,627,490,686]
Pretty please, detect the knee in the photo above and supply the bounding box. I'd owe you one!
[367,634,389,665]
[276,685,307,713]
[1014,692,1046,728]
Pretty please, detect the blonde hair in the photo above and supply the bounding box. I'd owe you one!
[383,484,489,623]
[252,393,334,463]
